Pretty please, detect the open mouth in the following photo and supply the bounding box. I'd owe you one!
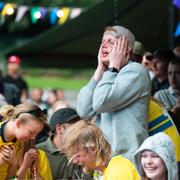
[102,50,109,57]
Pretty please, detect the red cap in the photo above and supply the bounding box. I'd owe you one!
[8,55,21,65]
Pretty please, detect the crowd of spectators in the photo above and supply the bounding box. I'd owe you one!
[0,24,180,180]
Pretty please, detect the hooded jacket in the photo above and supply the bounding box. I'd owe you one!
[134,132,178,180]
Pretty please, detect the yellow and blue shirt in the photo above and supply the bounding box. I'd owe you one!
[0,122,52,180]
[148,98,180,162]
[0,122,23,179]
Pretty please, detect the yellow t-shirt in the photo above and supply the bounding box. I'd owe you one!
[25,149,53,180]
[102,155,140,180]
[148,98,180,162]
[0,122,23,179]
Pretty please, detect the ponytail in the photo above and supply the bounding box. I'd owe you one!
[0,105,15,122]
[0,103,47,124]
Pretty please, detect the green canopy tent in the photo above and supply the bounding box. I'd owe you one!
[6,0,172,68]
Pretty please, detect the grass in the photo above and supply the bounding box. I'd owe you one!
[22,68,94,90]
[24,75,90,90]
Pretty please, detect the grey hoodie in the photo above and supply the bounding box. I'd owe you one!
[134,132,178,180]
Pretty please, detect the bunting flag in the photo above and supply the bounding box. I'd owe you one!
[50,8,58,25]
[30,7,40,24]
[1,3,16,16]
[70,8,82,19]
[15,6,28,22]
[58,7,70,25]
[173,0,180,9]
[39,7,48,19]
[0,2,4,10]
[0,1,82,26]
[174,21,180,37]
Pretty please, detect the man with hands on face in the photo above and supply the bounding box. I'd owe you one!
[77,25,151,161]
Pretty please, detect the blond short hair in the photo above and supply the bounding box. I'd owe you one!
[63,120,111,167]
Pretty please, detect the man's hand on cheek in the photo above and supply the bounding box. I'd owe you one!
[109,36,129,70]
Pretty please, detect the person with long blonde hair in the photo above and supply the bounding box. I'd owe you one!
[0,103,49,179]
[63,120,139,180]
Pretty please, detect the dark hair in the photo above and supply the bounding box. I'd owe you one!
[170,57,180,65]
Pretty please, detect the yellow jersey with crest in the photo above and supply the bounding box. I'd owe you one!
[148,98,180,162]
[0,122,23,179]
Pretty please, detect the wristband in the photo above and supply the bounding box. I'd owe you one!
[107,67,119,73]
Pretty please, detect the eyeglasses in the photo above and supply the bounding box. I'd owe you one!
[16,108,47,119]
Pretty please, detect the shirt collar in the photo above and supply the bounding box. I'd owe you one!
[169,86,177,96]
[47,136,61,154]
[0,121,17,143]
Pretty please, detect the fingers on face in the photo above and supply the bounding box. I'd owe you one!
[98,45,102,54]
[115,37,120,51]
[9,144,15,150]
[0,145,16,162]
[0,147,10,156]
[1,145,9,150]
[120,37,128,52]
[110,38,119,55]
[123,37,128,51]
[114,36,128,52]
[0,150,11,160]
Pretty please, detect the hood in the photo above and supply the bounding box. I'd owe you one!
[133,132,178,180]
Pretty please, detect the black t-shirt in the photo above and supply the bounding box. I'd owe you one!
[151,77,169,95]
[3,83,21,105]
[3,75,28,94]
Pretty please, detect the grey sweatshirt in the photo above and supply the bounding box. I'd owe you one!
[77,61,151,160]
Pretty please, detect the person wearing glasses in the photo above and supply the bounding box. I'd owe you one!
[0,103,52,179]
